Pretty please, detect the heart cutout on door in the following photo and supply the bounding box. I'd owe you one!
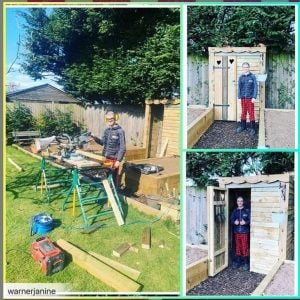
[217,60,221,65]
[229,59,234,64]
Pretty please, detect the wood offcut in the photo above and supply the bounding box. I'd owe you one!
[142,227,151,249]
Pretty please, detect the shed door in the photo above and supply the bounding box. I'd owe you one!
[212,55,237,121]
[212,53,263,122]
[207,186,228,276]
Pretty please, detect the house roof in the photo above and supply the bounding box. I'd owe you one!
[6,84,80,104]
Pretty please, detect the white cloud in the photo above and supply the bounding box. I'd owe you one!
[6,64,63,91]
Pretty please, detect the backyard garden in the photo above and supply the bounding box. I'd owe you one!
[5,145,180,293]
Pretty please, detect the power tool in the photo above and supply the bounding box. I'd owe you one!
[31,236,65,276]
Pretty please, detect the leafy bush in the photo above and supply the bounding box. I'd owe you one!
[36,109,80,137]
[6,103,36,143]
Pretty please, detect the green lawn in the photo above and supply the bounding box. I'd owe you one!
[5,146,180,293]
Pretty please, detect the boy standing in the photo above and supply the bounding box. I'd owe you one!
[237,62,258,136]
[91,111,126,187]
[230,196,251,271]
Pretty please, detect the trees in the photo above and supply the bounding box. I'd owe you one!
[186,152,294,188]
[188,6,295,56]
[20,8,180,104]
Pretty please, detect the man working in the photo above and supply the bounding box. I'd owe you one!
[91,111,126,187]
[237,62,258,136]
[230,196,251,271]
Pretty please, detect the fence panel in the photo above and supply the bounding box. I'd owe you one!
[7,102,145,146]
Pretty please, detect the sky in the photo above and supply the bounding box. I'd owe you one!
[5,7,62,92]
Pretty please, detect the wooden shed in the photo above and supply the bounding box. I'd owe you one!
[208,46,267,122]
[143,99,180,158]
[186,172,294,291]
[208,173,294,277]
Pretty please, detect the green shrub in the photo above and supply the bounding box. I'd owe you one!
[6,103,36,143]
[36,109,80,137]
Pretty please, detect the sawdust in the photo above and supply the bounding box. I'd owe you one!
[186,245,208,266]
[265,109,295,149]
[264,262,295,296]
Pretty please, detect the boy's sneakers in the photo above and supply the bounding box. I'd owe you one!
[232,261,241,269]
[248,128,256,136]
[242,263,249,271]
[237,120,246,133]
[236,126,245,133]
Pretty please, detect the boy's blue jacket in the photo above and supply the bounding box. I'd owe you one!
[230,207,250,234]
[238,72,258,99]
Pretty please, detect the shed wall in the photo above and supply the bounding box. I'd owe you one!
[226,181,288,275]
[286,176,294,260]
[161,104,180,156]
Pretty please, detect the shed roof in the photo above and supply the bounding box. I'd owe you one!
[145,98,180,105]
[218,173,293,186]
[6,84,80,104]
[208,46,267,54]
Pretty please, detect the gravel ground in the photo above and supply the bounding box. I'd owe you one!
[265,109,295,149]
[186,246,208,266]
[187,266,265,296]
[187,107,207,126]
[264,262,295,296]
[194,121,258,149]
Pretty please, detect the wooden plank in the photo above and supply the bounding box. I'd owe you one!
[187,108,213,148]
[112,243,131,257]
[102,179,124,226]
[252,259,283,295]
[75,149,105,161]
[159,138,168,158]
[227,55,237,121]
[142,227,151,249]
[89,251,141,281]
[7,157,23,171]
[56,239,141,292]
[213,56,223,120]
[186,258,208,291]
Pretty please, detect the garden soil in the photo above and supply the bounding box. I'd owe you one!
[187,266,265,296]
[194,121,258,149]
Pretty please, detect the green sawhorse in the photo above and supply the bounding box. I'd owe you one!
[61,168,124,229]
[35,157,73,203]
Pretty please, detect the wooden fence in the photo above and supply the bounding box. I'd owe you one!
[6,102,145,146]
[188,53,295,109]
[186,184,207,246]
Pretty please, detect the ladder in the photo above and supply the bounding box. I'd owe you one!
[35,157,73,203]
[61,168,125,229]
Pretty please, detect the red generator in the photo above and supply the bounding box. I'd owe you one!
[31,237,65,276]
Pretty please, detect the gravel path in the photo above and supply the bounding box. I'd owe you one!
[187,266,265,296]
[264,262,295,296]
[265,109,295,149]
[186,246,207,266]
[194,121,258,149]
[187,107,207,126]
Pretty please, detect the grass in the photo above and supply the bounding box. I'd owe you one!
[5,146,180,293]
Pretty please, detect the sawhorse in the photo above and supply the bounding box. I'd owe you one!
[35,157,73,203]
[61,168,124,229]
